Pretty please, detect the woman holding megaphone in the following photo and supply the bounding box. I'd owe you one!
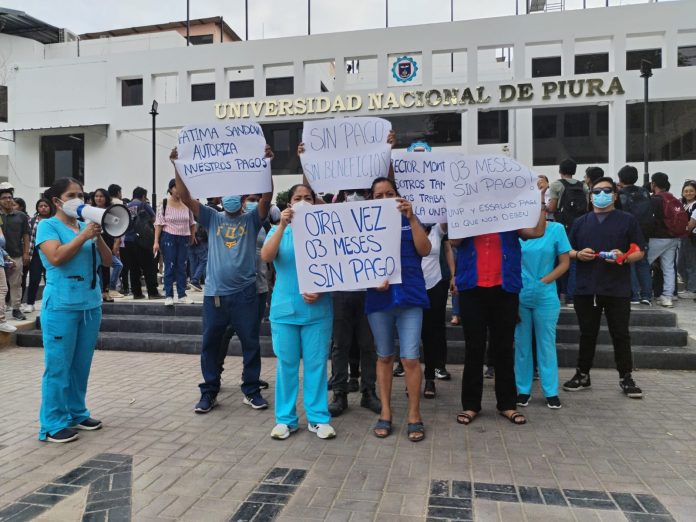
[36,177,113,443]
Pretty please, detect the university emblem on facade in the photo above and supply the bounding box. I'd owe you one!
[391,55,418,83]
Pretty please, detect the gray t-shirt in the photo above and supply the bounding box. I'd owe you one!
[198,204,262,297]
[549,177,589,205]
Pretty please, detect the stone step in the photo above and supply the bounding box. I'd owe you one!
[555,325,688,347]
[15,330,696,370]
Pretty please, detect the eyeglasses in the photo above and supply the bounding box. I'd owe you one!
[591,188,613,195]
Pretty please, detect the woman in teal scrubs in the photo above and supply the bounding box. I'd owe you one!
[261,184,335,441]
[37,177,113,443]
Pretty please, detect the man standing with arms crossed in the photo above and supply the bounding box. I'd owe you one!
[170,145,274,413]
[0,186,30,321]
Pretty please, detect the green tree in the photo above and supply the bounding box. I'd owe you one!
[275,190,289,209]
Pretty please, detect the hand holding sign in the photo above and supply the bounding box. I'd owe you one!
[173,120,271,198]
[300,117,393,193]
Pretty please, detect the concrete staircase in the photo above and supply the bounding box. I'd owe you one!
[15,301,696,370]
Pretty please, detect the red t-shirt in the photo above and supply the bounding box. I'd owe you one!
[474,233,503,287]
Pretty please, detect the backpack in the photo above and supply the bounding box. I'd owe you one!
[132,204,154,250]
[619,186,655,238]
[657,192,689,238]
[554,179,588,231]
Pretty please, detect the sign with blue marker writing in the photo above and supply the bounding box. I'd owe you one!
[445,155,540,239]
[392,151,456,224]
[173,121,271,198]
[291,199,402,293]
[300,117,393,193]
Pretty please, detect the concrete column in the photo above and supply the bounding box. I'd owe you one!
[333,55,346,92]
[612,33,626,74]
[467,47,477,86]
[516,108,534,167]
[255,65,265,97]
[215,68,225,101]
[293,61,305,95]
[562,38,574,76]
[178,70,189,105]
[514,41,525,80]
[609,100,626,176]
[377,53,389,90]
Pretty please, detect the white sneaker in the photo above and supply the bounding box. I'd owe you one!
[308,423,336,439]
[109,290,124,299]
[677,291,696,299]
[657,296,673,308]
[19,304,33,313]
[0,321,17,333]
[164,297,174,306]
[270,424,298,440]
[177,296,194,304]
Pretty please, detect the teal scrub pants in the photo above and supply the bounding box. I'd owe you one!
[271,318,332,427]
[39,307,102,440]
[514,287,560,398]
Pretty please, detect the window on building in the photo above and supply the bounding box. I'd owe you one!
[626,49,662,70]
[478,110,509,145]
[261,122,303,175]
[532,56,561,78]
[121,78,143,106]
[229,80,254,99]
[0,86,7,123]
[189,34,214,45]
[532,106,608,165]
[266,77,294,96]
[575,53,609,74]
[626,100,696,162]
[383,113,462,148]
[40,134,84,186]
[191,83,215,101]
[678,46,696,67]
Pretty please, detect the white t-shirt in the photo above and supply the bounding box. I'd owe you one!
[421,225,445,290]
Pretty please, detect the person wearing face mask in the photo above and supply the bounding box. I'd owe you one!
[260,184,336,440]
[36,177,113,443]
[563,177,646,398]
[170,146,274,414]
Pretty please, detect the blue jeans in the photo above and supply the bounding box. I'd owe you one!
[630,256,653,301]
[161,232,189,298]
[189,242,208,284]
[367,306,423,360]
[109,255,123,291]
[199,284,262,397]
[452,293,460,316]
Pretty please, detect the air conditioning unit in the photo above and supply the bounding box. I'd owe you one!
[59,29,78,42]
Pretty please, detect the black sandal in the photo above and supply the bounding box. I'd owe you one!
[373,418,392,438]
[407,422,425,442]
[500,411,526,425]
[456,411,477,425]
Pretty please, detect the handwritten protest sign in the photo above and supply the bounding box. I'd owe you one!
[173,121,271,198]
[392,151,457,224]
[445,155,540,239]
[291,199,402,293]
[300,117,392,193]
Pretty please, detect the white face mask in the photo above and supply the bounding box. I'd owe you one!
[345,193,365,202]
[61,197,85,218]
[291,200,311,209]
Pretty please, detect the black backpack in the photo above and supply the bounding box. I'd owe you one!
[132,205,154,250]
[619,186,655,238]
[554,179,588,231]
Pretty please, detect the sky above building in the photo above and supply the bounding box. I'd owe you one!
[2,0,667,40]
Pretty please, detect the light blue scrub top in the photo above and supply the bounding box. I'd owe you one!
[519,221,571,294]
[36,217,102,311]
[264,225,332,325]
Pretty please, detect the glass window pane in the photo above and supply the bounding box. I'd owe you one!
[478,110,509,144]
[532,56,561,78]
[40,134,84,186]
[678,46,696,67]
[382,113,461,148]
[261,122,303,175]
[626,49,662,70]
[0,86,6,122]
[121,79,143,106]
[266,77,294,96]
[626,100,696,161]
[189,34,214,45]
[575,53,609,74]
[229,80,254,99]
[533,106,608,165]
[191,83,215,101]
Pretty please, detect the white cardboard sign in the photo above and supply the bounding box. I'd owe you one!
[174,121,271,198]
[291,199,402,293]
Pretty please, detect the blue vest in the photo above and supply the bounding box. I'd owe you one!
[365,216,430,314]
[455,231,522,294]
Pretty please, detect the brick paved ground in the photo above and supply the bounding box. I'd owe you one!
[0,347,694,521]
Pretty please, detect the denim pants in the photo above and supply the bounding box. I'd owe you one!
[678,237,696,292]
[109,255,123,290]
[271,318,332,427]
[39,306,102,440]
[188,242,208,284]
[161,232,189,298]
[515,286,560,398]
[367,306,423,360]
[648,238,680,298]
[630,256,653,301]
[199,284,262,397]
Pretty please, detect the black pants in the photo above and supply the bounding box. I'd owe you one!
[574,295,632,376]
[25,254,45,306]
[422,279,449,379]
[123,241,159,297]
[330,291,376,393]
[459,286,518,412]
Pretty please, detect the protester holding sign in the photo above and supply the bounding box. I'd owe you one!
[452,182,547,427]
[170,145,273,415]
[366,177,431,443]
[260,184,336,440]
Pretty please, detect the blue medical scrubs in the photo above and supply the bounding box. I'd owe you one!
[265,225,333,428]
[36,217,102,440]
[514,222,571,398]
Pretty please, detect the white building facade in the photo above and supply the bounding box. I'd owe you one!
[3,0,696,202]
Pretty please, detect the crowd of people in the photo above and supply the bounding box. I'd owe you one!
[17,140,696,444]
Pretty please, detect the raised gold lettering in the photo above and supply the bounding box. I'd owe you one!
[606,76,625,96]
[400,91,416,108]
[499,85,516,103]
[476,86,491,104]
[368,92,383,110]
[425,90,442,107]
[383,92,400,109]
[332,95,347,112]
[442,89,459,106]
[517,83,533,102]
[542,82,557,100]
[586,79,605,96]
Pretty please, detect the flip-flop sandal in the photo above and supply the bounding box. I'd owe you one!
[500,411,526,425]
[373,418,392,438]
[456,412,477,425]
[407,422,425,442]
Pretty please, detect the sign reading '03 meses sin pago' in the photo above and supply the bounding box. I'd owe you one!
[214,76,625,119]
